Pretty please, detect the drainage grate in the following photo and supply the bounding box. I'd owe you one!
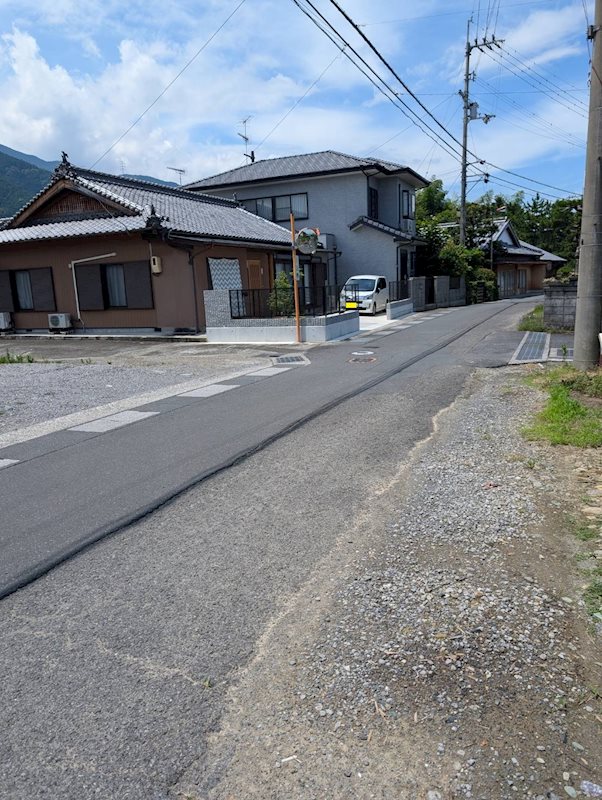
[273,355,308,365]
[511,332,550,363]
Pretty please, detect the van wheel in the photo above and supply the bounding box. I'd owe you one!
[371,302,377,315]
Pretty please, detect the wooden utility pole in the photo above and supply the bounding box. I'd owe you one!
[573,1,602,370]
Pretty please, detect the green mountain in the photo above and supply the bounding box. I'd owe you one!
[0,144,59,171]
[0,151,50,218]
[0,145,178,217]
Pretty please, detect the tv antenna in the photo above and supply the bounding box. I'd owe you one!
[167,167,186,185]
[238,115,255,163]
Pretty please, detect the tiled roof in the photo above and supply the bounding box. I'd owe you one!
[186,150,429,190]
[0,166,292,246]
[349,215,415,241]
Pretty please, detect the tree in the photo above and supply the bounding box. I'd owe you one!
[267,270,295,316]
[416,178,458,225]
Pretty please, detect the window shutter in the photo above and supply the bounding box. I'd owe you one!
[0,272,15,312]
[30,267,56,311]
[124,261,153,308]
[77,264,105,310]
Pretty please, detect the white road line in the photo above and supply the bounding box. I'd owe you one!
[250,366,292,377]
[180,384,239,398]
[0,459,19,469]
[69,410,159,434]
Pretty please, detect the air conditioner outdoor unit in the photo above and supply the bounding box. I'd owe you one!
[0,311,13,331]
[48,313,72,331]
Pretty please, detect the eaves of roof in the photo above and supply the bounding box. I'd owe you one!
[348,215,416,241]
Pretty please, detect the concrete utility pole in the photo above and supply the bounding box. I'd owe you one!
[573,0,602,371]
[459,22,500,246]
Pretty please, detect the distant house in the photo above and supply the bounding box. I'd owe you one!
[186,150,429,289]
[0,155,291,333]
[437,218,566,298]
[490,219,566,298]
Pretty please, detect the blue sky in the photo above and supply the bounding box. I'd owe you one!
[0,0,591,202]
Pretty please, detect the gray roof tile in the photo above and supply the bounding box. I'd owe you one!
[186,149,428,189]
[0,167,292,246]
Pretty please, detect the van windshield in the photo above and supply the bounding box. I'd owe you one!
[345,279,376,292]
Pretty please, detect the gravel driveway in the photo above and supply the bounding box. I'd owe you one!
[0,342,276,435]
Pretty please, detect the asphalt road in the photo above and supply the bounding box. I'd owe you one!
[0,301,527,599]
[0,300,532,799]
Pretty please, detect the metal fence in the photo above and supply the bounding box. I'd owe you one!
[229,284,356,319]
[388,279,409,302]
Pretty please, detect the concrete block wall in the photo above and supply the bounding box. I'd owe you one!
[434,276,450,308]
[543,279,577,329]
[410,277,426,311]
[449,277,466,306]
[204,289,359,343]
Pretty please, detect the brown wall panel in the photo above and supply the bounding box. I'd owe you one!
[0,235,282,331]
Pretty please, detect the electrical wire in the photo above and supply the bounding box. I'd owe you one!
[474,76,586,148]
[480,46,588,117]
[90,0,248,169]
[322,0,580,194]
[290,0,467,166]
[357,1,551,27]
[496,43,589,111]
[256,48,344,150]
[290,0,580,197]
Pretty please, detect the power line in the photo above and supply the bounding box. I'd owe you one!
[323,0,580,194]
[496,43,589,111]
[291,0,579,197]
[90,0,248,169]
[256,48,344,150]
[475,75,586,148]
[290,0,467,166]
[357,1,561,27]
[481,45,588,117]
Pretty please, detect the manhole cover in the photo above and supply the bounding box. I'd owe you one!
[349,356,377,363]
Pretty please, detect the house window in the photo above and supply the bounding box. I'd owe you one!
[105,264,127,307]
[14,271,34,310]
[0,267,56,312]
[242,194,308,222]
[401,189,416,220]
[78,261,153,311]
[368,187,379,220]
[255,197,272,220]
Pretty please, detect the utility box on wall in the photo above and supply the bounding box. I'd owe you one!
[151,256,162,275]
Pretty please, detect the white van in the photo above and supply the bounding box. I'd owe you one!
[341,275,389,315]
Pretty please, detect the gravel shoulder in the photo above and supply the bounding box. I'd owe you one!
[173,367,602,800]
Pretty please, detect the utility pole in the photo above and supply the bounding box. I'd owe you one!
[573,0,602,370]
[459,21,500,245]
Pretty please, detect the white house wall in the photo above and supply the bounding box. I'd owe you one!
[202,172,415,285]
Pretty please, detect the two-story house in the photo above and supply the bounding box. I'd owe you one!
[186,150,429,290]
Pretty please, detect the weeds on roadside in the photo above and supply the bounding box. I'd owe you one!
[518,304,572,334]
[523,366,602,446]
[0,350,34,364]
[584,580,602,617]
[574,526,599,542]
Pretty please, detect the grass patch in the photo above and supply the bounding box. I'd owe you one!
[583,580,602,616]
[0,350,34,364]
[523,382,602,446]
[574,525,599,542]
[518,304,545,331]
[518,304,573,333]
